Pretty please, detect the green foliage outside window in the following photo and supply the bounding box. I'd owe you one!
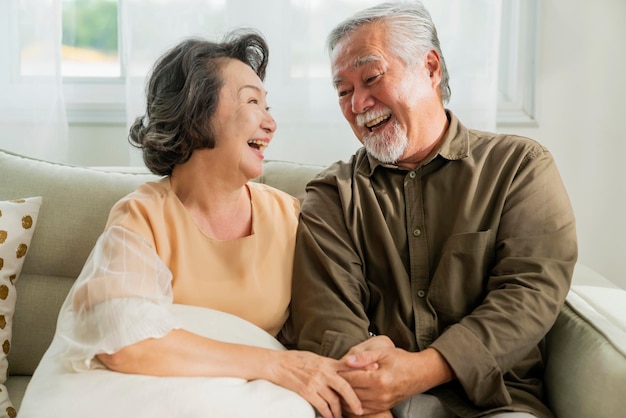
[62,0,118,54]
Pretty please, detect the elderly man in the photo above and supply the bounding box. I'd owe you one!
[287,2,577,418]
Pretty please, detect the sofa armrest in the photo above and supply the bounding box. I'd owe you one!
[545,264,626,418]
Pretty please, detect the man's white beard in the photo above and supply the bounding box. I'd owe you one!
[363,118,408,164]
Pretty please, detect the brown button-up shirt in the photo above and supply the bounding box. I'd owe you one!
[288,111,577,417]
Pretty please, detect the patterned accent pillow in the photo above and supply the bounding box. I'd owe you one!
[0,197,42,418]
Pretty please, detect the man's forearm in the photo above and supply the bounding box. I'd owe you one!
[416,348,456,390]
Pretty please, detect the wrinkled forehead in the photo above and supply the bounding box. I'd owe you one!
[330,22,388,66]
[330,27,389,84]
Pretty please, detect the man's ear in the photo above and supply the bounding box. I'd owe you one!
[425,50,442,85]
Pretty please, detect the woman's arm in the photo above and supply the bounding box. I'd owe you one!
[70,227,361,418]
[98,329,363,418]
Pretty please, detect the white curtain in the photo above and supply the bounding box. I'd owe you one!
[0,0,500,167]
[122,0,501,166]
[428,0,501,131]
[0,0,68,163]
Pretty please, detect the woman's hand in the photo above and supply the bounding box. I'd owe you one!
[267,350,363,418]
[344,335,395,357]
[341,335,395,372]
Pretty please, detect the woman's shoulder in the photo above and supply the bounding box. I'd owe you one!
[247,182,300,216]
[248,182,299,204]
[114,179,170,208]
[107,179,172,228]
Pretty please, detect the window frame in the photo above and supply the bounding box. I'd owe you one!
[60,0,538,126]
[497,0,538,127]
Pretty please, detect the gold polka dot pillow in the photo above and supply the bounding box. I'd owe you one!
[0,197,42,417]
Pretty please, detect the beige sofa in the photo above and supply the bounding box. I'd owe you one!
[1,148,625,417]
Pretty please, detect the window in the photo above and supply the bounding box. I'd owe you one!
[60,0,123,123]
[15,0,539,126]
[497,0,538,126]
[61,0,120,77]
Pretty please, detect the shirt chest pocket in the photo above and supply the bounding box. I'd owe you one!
[429,230,495,322]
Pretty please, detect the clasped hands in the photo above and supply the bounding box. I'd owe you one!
[280,335,452,418]
[276,335,398,418]
[337,335,452,417]
[337,335,406,417]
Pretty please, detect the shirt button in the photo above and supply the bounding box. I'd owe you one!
[413,228,422,237]
[417,290,426,298]
[409,171,417,179]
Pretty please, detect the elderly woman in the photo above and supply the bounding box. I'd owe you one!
[18,30,361,418]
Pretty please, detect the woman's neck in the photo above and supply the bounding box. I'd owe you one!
[170,157,253,240]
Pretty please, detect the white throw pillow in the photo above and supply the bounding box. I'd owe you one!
[0,197,42,418]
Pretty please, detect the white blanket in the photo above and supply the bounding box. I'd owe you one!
[18,305,315,418]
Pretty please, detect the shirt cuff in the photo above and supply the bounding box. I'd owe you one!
[430,324,512,408]
[320,329,367,359]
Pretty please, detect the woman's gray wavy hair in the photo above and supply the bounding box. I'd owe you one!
[128,29,269,176]
[327,1,450,104]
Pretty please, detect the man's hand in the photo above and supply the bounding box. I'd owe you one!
[339,338,455,415]
[344,411,394,418]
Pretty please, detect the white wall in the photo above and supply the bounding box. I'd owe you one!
[67,0,626,288]
[506,0,626,289]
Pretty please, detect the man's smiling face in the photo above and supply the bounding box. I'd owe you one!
[331,22,445,168]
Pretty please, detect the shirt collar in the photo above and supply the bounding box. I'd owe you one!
[357,110,470,177]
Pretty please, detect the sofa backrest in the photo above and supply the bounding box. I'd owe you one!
[0,149,322,376]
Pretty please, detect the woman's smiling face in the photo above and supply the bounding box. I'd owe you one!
[209,58,277,180]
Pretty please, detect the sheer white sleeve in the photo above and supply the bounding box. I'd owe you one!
[56,225,182,372]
